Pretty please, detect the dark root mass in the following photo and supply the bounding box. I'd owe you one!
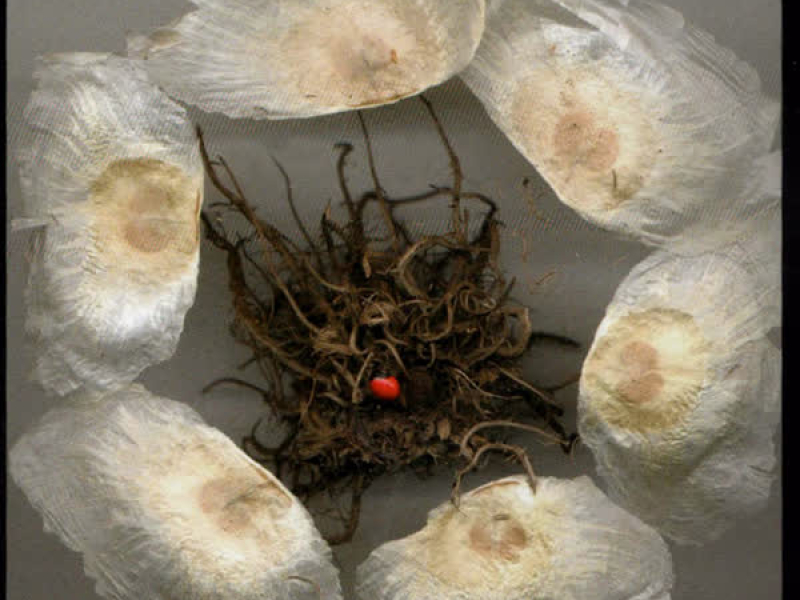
[199,97,578,545]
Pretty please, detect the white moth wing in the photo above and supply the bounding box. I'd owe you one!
[579,249,781,544]
[128,0,486,119]
[461,0,778,250]
[356,475,673,600]
[15,53,204,396]
[9,384,342,600]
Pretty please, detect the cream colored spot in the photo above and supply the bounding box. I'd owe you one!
[199,478,254,534]
[583,309,712,433]
[416,480,557,593]
[87,158,200,284]
[468,515,527,561]
[554,111,620,172]
[332,34,397,81]
[281,4,443,109]
[510,67,660,212]
[131,438,304,582]
[122,182,173,253]
[197,469,292,536]
[617,340,664,404]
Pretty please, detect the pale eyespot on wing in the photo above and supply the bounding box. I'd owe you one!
[9,384,343,600]
[127,0,487,119]
[356,475,673,600]
[579,247,781,544]
[15,53,204,396]
[461,0,779,251]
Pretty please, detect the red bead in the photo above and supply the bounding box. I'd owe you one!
[369,376,401,401]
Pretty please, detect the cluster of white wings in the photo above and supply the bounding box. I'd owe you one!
[10,1,780,599]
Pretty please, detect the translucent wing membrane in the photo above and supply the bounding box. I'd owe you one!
[357,476,673,600]
[461,0,779,250]
[579,248,781,544]
[9,384,342,600]
[128,0,486,119]
[16,53,204,396]
[726,203,781,331]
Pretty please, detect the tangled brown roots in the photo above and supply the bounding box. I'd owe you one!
[200,97,578,544]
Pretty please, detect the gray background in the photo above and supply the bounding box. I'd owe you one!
[6,0,781,598]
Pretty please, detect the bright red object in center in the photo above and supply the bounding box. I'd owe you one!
[369,376,401,401]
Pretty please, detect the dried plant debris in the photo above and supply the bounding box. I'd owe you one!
[9,384,342,600]
[201,97,578,544]
[128,0,486,119]
[356,475,674,600]
[579,247,780,544]
[15,53,203,396]
[461,0,779,252]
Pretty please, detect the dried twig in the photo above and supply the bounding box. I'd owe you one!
[198,101,576,543]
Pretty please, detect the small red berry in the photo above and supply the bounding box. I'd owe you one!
[369,376,401,401]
